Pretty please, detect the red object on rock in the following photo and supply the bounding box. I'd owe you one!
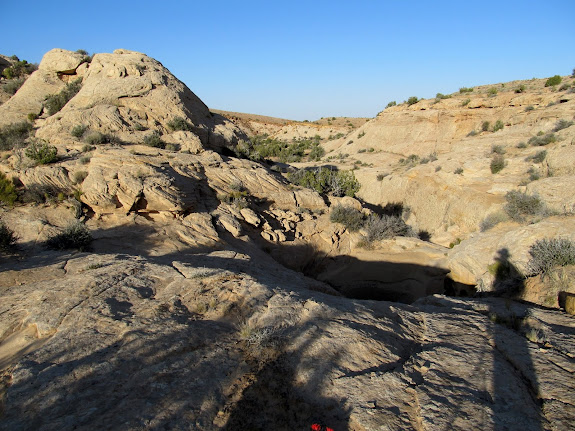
[311,424,322,431]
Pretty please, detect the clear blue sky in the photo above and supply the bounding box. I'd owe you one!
[2,0,574,120]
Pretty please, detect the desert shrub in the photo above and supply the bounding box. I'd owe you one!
[481,121,490,132]
[386,101,397,108]
[0,121,33,150]
[73,171,88,184]
[358,148,366,153]
[527,150,547,163]
[167,116,193,132]
[467,130,477,137]
[460,87,474,93]
[79,156,91,165]
[376,173,387,181]
[492,120,504,132]
[559,83,571,91]
[25,140,58,164]
[454,167,464,175]
[0,172,17,206]
[517,142,527,148]
[1,59,36,79]
[308,144,325,161]
[487,88,498,96]
[491,145,506,154]
[480,212,508,231]
[27,113,38,122]
[288,167,360,197]
[524,105,534,112]
[3,77,26,95]
[364,214,415,242]
[71,124,88,138]
[504,191,547,221]
[490,155,505,174]
[399,154,420,167]
[44,79,82,116]
[165,143,180,152]
[527,238,575,275]
[528,133,556,146]
[46,221,92,251]
[552,119,574,132]
[435,93,450,100]
[515,84,526,93]
[461,98,471,106]
[330,205,364,232]
[406,96,419,106]
[81,144,95,153]
[143,132,165,148]
[544,75,562,87]
[0,221,17,252]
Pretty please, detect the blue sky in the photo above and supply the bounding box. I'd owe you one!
[2,0,574,120]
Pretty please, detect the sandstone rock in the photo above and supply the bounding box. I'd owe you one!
[218,214,242,237]
[240,207,261,227]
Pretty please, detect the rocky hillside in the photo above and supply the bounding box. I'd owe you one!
[0,49,574,430]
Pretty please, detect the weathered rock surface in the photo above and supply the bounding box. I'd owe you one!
[0,252,573,430]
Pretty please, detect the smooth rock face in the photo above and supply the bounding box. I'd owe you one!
[0,253,573,430]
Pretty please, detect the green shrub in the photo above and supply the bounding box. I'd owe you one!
[44,79,82,116]
[528,150,547,163]
[76,49,88,56]
[553,119,574,132]
[288,167,360,197]
[461,98,471,106]
[364,214,415,242]
[515,84,526,93]
[73,171,88,184]
[406,96,419,106]
[487,88,498,96]
[1,59,36,79]
[527,238,575,275]
[435,93,450,100]
[491,145,506,155]
[490,155,505,174]
[517,142,527,148]
[0,221,17,252]
[46,221,92,251]
[544,75,562,87]
[481,121,490,132]
[308,144,325,161]
[3,77,26,95]
[79,155,91,165]
[459,87,473,93]
[376,173,387,181]
[0,172,17,206]
[83,131,108,146]
[386,101,397,108]
[492,120,504,132]
[399,154,420,166]
[27,113,38,122]
[330,205,364,231]
[167,116,193,132]
[480,212,508,231]
[454,167,464,175]
[71,124,88,138]
[525,105,534,112]
[504,191,547,222]
[143,132,165,148]
[467,130,477,137]
[0,121,33,150]
[19,183,64,204]
[25,141,58,164]
[528,133,556,146]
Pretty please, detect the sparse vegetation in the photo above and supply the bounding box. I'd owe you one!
[490,155,505,174]
[552,119,574,132]
[517,142,527,148]
[46,221,92,251]
[492,120,504,132]
[544,75,562,87]
[527,150,547,164]
[0,121,33,150]
[399,154,420,167]
[288,167,360,197]
[1,57,36,79]
[461,98,471,106]
[524,105,534,112]
[330,205,364,232]
[25,140,58,164]
[167,116,194,132]
[454,167,464,175]
[481,121,490,132]
[71,125,88,139]
[44,79,82,116]
[0,221,17,252]
[3,77,26,95]
[0,172,17,206]
[406,96,419,106]
[143,132,165,148]
[73,171,88,184]
[363,214,415,242]
[459,87,473,93]
[527,238,575,275]
[491,145,506,155]
[480,212,508,231]
[386,101,397,108]
[515,84,526,93]
[376,173,387,181]
[528,133,556,146]
[504,191,548,222]
[487,87,498,97]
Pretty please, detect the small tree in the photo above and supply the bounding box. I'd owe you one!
[25,141,58,164]
[406,96,419,106]
[0,172,17,206]
[544,75,562,87]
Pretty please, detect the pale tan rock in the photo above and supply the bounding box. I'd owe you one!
[240,207,261,227]
[218,214,242,237]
